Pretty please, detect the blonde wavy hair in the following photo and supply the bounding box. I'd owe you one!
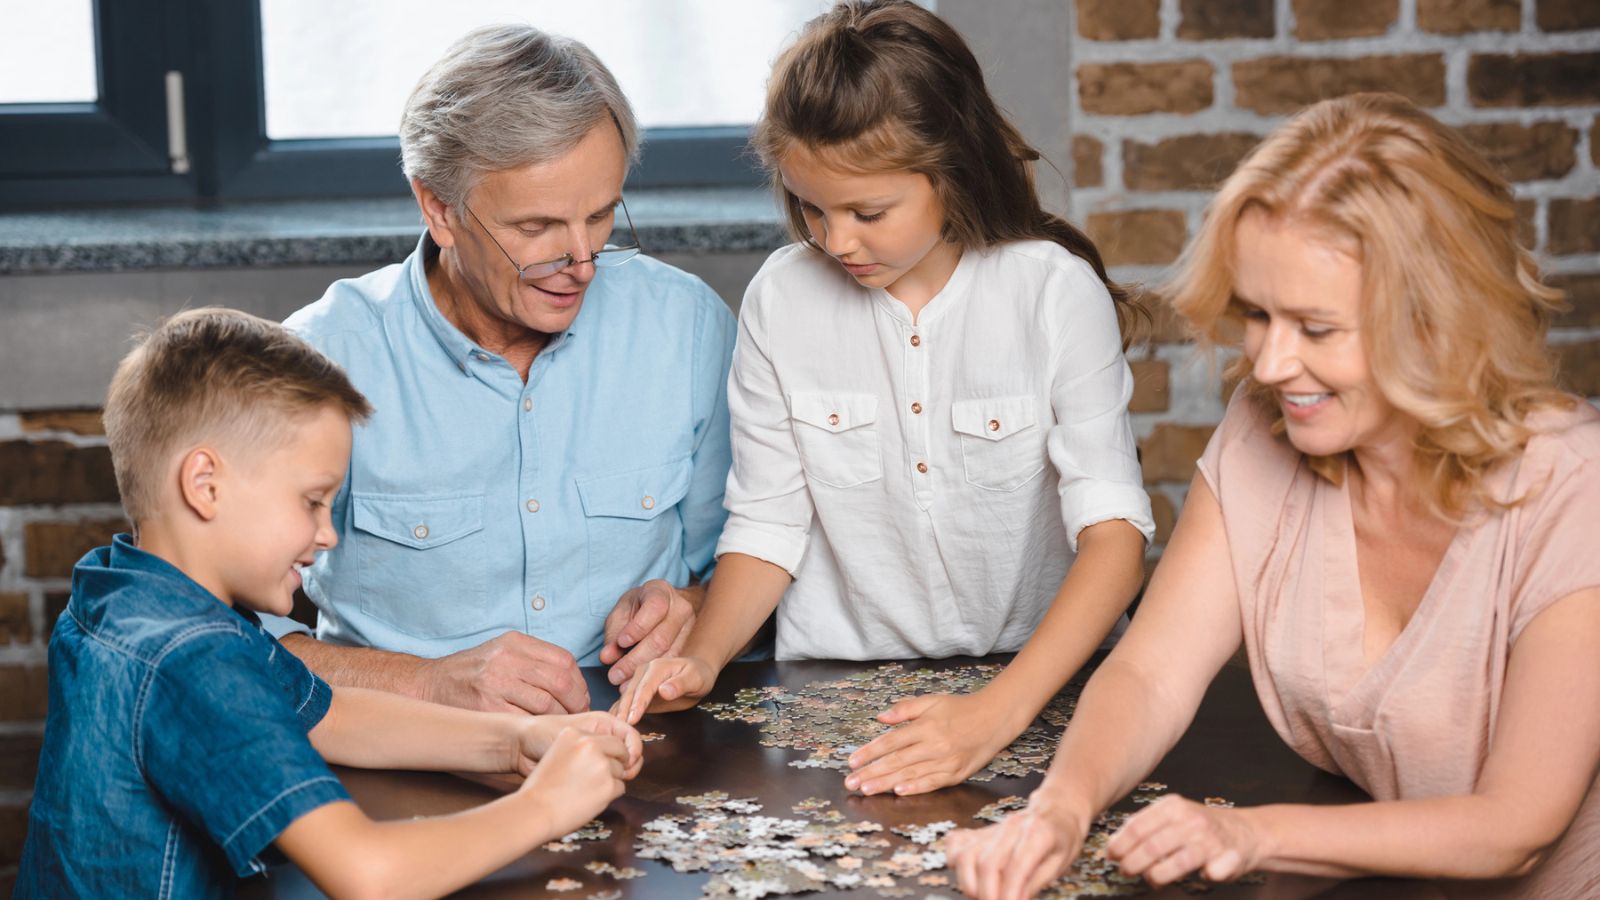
[1165,93,1570,519]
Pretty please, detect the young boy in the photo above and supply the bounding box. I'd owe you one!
[17,309,643,898]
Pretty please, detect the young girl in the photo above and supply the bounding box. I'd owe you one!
[616,0,1154,797]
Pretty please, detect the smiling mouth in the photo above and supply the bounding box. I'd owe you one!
[1283,392,1332,407]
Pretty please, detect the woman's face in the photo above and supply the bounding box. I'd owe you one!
[1233,210,1409,459]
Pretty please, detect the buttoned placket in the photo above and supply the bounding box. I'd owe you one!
[513,342,561,630]
[902,322,934,509]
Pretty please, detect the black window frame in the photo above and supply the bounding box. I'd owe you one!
[0,1,764,210]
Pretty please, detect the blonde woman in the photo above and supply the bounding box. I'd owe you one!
[946,93,1600,899]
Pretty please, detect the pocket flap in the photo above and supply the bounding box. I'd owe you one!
[576,456,693,521]
[951,395,1038,441]
[351,492,485,550]
[788,391,879,433]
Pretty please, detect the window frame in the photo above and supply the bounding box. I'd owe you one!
[0,0,764,210]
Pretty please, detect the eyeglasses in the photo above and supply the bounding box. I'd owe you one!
[465,198,641,282]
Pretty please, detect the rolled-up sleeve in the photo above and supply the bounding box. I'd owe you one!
[714,277,817,574]
[1045,271,1155,551]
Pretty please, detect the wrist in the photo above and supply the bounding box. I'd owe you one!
[1032,779,1097,832]
[974,680,1044,738]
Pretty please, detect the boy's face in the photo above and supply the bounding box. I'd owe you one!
[213,405,351,617]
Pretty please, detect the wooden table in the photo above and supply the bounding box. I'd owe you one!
[243,656,1445,899]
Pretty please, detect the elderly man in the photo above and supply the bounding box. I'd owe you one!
[259,25,736,716]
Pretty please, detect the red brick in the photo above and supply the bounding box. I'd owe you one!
[1549,199,1600,256]
[1148,490,1176,543]
[1074,136,1105,188]
[1145,293,1193,344]
[1079,60,1215,116]
[23,519,126,578]
[18,409,105,436]
[1459,122,1578,183]
[1130,359,1171,412]
[1552,272,1600,329]
[0,667,47,722]
[1233,54,1446,116]
[1417,0,1520,33]
[0,594,29,645]
[0,735,41,792]
[1178,0,1274,39]
[1556,340,1600,398]
[0,441,119,506]
[1293,0,1398,39]
[1537,0,1600,31]
[1469,53,1600,108]
[1123,132,1262,192]
[1086,209,1188,267]
[1077,0,1161,40]
[1139,423,1217,483]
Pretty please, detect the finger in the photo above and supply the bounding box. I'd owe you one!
[954,830,985,898]
[1144,843,1205,888]
[1000,815,1055,900]
[876,693,938,725]
[598,596,635,665]
[1203,847,1244,883]
[1114,818,1187,878]
[848,722,919,771]
[624,662,677,724]
[852,742,939,794]
[528,660,589,714]
[616,583,673,650]
[1021,849,1073,900]
[500,683,561,716]
[977,820,1019,900]
[886,760,954,796]
[608,618,682,685]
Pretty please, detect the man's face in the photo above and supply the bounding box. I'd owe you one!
[444,121,629,338]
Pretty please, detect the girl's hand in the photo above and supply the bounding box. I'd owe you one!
[1104,794,1265,887]
[844,691,1021,796]
[515,711,643,779]
[945,792,1089,900]
[610,655,718,724]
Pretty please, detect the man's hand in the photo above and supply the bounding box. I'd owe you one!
[513,711,643,780]
[418,632,588,714]
[599,579,697,686]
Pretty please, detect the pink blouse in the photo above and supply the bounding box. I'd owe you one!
[1197,390,1600,896]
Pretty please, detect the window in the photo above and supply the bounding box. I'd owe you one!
[1,1,824,208]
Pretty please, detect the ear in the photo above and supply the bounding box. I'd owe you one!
[177,447,223,522]
[411,177,459,250]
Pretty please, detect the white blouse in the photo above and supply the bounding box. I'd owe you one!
[717,241,1154,660]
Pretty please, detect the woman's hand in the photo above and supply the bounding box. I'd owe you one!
[945,791,1090,900]
[844,690,1023,796]
[514,711,643,779]
[610,655,719,724]
[1104,794,1266,887]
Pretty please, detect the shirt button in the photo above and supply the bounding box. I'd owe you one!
[910,402,922,415]
[641,495,655,510]
[523,397,533,412]
[909,334,921,347]
[916,462,929,474]
[827,413,840,427]
[473,351,491,361]
[413,524,429,539]
[526,499,540,513]
[531,594,546,611]
[988,418,1001,432]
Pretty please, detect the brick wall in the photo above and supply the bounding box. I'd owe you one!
[1071,0,1600,571]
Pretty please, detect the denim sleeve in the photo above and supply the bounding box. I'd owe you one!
[679,287,737,581]
[138,624,349,877]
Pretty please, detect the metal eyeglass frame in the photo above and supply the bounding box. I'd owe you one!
[465,197,641,282]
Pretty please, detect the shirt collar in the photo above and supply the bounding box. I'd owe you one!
[407,232,579,375]
[870,245,979,327]
[69,533,259,631]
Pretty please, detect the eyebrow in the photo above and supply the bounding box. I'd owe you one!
[1231,294,1343,319]
[504,197,621,227]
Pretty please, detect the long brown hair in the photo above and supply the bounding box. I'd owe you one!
[1166,93,1570,519]
[752,0,1146,345]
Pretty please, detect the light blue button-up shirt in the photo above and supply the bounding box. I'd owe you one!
[258,234,735,665]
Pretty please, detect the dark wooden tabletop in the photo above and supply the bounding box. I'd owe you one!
[243,656,1447,899]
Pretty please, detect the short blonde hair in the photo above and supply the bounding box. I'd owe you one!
[1165,93,1569,518]
[103,308,373,524]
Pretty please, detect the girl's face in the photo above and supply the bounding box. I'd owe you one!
[779,144,962,307]
[1233,209,1408,459]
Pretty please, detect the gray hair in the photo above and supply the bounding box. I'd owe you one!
[399,24,640,209]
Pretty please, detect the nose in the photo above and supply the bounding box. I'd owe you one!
[816,215,858,258]
[1251,321,1303,385]
[316,507,338,552]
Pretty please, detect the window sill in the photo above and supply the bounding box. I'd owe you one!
[0,187,786,275]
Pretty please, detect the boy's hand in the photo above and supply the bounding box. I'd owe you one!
[518,728,629,839]
[610,656,718,724]
[515,712,643,779]
[844,692,1020,796]
[600,579,697,686]
[945,794,1089,900]
[420,632,588,715]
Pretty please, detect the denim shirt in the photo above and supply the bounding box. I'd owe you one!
[261,235,736,664]
[18,535,349,899]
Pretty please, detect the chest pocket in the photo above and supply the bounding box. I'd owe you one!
[788,391,883,489]
[952,395,1047,492]
[350,492,489,639]
[577,456,693,616]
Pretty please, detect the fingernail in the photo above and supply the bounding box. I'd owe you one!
[844,776,858,790]
[608,670,622,685]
